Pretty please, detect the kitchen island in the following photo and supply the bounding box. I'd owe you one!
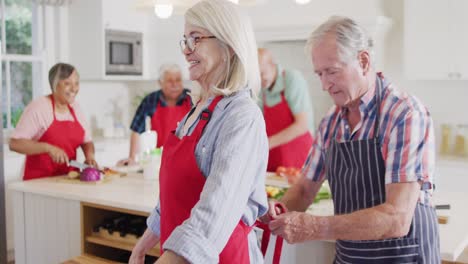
[8,174,468,263]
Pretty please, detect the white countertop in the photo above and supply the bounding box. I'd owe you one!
[8,175,468,261]
[304,192,468,261]
[433,191,468,261]
[8,173,158,213]
[267,176,468,261]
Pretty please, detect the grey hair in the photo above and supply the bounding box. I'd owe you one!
[48,62,77,92]
[185,0,260,98]
[158,63,182,81]
[306,16,374,65]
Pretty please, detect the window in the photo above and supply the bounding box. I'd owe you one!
[1,0,43,130]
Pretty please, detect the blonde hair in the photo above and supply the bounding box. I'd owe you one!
[185,0,260,98]
[306,16,374,65]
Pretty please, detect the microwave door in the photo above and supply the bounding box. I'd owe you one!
[110,41,133,66]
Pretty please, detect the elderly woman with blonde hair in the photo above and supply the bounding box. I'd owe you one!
[129,0,268,263]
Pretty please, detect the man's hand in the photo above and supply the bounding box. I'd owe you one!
[46,144,69,164]
[269,211,320,244]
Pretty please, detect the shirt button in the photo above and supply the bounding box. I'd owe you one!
[202,147,206,153]
[345,125,349,129]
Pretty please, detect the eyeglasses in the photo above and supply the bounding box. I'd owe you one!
[179,35,217,53]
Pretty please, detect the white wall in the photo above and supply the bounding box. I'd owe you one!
[381,0,468,148]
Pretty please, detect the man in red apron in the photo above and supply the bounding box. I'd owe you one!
[117,64,192,166]
[258,48,315,172]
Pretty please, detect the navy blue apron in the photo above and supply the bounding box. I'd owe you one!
[325,76,440,263]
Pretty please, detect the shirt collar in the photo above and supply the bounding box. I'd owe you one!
[202,88,251,111]
[340,73,386,116]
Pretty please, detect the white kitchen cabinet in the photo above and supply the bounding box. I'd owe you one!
[12,192,81,264]
[404,0,468,80]
[68,0,158,80]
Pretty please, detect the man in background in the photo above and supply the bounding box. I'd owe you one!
[117,64,192,166]
[258,48,315,172]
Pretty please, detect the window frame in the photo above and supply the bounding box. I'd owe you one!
[1,0,46,131]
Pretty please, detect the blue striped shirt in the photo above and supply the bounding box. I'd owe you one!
[130,89,192,133]
[147,89,269,263]
[303,73,435,204]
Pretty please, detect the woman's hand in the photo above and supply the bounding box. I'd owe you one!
[84,158,98,168]
[128,248,146,264]
[46,144,69,164]
[129,228,160,264]
[259,200,287,224]
[116,157,138,167]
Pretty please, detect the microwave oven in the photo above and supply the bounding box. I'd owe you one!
[105,29,143,75]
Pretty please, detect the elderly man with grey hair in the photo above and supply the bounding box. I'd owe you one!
[117,64,192,166]
[264,16,440,263]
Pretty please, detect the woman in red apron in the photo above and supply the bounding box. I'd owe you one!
[9,63,97,180]
[129,1,269,263]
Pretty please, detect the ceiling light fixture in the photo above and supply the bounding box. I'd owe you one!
[295,0,311,4]
[154,3,173,19]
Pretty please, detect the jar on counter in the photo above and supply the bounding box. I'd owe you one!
[453,124,468,157]
[440,124,452,156]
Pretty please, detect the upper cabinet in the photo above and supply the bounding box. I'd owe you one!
[404,0,468,80]
[68,0,158,80]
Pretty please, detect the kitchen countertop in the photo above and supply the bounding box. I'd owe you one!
[266,176,468,262]
[8,173,158,213]
[8,174,468,261]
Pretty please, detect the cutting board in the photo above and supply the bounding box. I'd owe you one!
[55,174,121,185]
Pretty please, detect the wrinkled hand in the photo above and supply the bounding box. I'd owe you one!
[46,144,69,164]
[116,157,138,167]
[84,158,98,168]
[269,211,317,244]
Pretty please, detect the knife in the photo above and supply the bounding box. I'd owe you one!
[69,160,90,171]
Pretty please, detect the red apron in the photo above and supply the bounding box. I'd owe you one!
[23,96,85,180]
[151,96,192,148]
[263,71,313,172]
[159,96,252,263]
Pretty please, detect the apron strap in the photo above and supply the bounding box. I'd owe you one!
[255,221,283,264]
[191,96,223,140]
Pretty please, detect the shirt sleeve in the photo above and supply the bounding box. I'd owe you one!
[10,98,50,140]
[162,109,268,263]
[130,94,156,134]
[284,70,315,130]
[284,70,311,115]
[383,109,434,184]
[146,201,161,237]
[303,118,327,182]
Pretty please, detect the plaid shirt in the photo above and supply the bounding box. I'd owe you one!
[130,89,192,133]
[303,73,436,204]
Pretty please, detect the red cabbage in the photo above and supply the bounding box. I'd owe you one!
[80,167,101,182]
